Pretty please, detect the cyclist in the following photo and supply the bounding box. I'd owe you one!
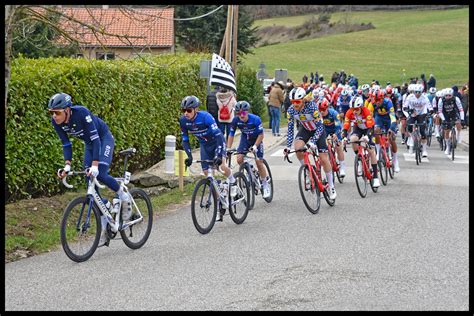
[336,88,352,121]
[369,90,400,173]
[432,90,444,138]
[403,84,432,157]
[284,87,337,199]
[438,88,465,155]
[48,92,131,247]
[318,98,346,177]
[399,84,415,145]
[179,95,236,222]
[360,84,371,103]
[226,101,271,199]
[341,96,380,188]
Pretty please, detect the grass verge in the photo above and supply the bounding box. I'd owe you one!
[5,182,195,263]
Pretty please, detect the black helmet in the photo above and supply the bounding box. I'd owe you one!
[48,93,72,110]
[234,101,251,112]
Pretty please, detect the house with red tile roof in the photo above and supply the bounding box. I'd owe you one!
[57,5,174,59]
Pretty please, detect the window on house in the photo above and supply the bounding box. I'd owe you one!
[96,52,115,60]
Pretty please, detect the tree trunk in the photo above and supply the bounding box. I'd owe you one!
[5,5,18,118]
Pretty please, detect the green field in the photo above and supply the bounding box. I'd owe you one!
[246,8,468,88]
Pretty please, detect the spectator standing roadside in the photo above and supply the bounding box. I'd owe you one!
[302,74,308,84]
[216,86,236,141]
[310,72,314,84]
[268,81,285,136]
[206,85,219,123]
[461,84,469,127]
[315,71,319,84]
[283,81,294,116]
[420,73,428,92]
[427,74,436,89]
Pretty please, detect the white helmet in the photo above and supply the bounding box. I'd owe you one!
[341,89,349,97]
[429,87,437,94]
[351,97,364,108]
[361,84,370,92]
[444,88,454,96]
[414,84,423,93]
[435,90,443,98]
[289,87,306,100]
[408,84,415,93]
[393,88,399,95]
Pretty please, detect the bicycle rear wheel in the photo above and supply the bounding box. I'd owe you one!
[261,159,274,203]
[414,139,421,165]
[120,188,153,249]
[378,154,388,186]
[426,122,433,147]
[239,163,255,210]
[354,155,368,198]
[451,128,456,161]
[191,178,217,234]
[298,165,321,214]
[387,147,395,179]
[60,196,101,262]
[228,171,250,224]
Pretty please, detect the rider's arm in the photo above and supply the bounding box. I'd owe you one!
[455,96,465,120]
[179,117,192,158]
[387,100,397,123]
[80,109,102,162]
[52,119,73,162]
[437,99,446,121]
[254,116,264,147]
[227,117,238,148]
[286,109,295,148]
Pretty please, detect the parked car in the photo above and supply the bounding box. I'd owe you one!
[262,78,274,95]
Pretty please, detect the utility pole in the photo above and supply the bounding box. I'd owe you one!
[231,5,239,79]
[225,5,232,63]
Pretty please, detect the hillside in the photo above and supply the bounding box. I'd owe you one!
[243,8,468,88]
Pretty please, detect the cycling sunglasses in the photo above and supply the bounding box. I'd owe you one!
[291,99,303,105]
[48,110,65,116]
[181,108,194,113]
[238,110,248,116]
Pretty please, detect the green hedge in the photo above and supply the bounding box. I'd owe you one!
[6,54,264,202]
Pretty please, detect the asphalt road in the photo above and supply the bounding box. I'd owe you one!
[5,137,469,311]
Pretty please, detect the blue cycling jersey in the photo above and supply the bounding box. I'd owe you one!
[321,108,342,135]
[229,113,264,140]
[179,111,225,158]
[51,105,111,162]
[336,95,351,113]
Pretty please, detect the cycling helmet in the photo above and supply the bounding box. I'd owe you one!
[435,91,443,98]
[413,84,423,93]
[429,87,437,94]
[444,88,454,96]
[408,84,415,93]
[351,97,364,108]
[385,87,393,95]
[234,100,251,112]
[340,89,349,97]
[289,87,306,100]
[361,84,370,92]
[318,98,329,111]
[48,93,72,110]
[181,95,200,109]
[393,88,399,95]
[317,90,326,99]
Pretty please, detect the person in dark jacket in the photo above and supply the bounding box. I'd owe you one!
[420,74,428,92]
[205,85,219,123]
[314,71,319,84]
[427,74,436,89]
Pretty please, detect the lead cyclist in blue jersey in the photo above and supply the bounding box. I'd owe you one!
[226,101,271,199]
[48,92,131,246]
[179,95,237,220]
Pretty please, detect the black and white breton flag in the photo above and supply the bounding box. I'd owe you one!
[209,53,237,93]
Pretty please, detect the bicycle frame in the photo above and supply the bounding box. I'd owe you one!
[285,147,325,193]
[376,131,392,168]
[356,142,373,181]
[326,136,340,173]
[63,172,144,234]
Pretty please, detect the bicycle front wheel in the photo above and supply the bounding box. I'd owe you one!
[298,165,321,214]
[378,154,388,186]
[228,171,250,224]
[414,139,421,165]
[387,147,395,179]
[354,155,368,198]
[191,178,217,234]
[261,159,274,203]
[120,188,153,249]
[60,196,101,262]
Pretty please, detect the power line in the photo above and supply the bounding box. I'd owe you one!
[171,5,224,21]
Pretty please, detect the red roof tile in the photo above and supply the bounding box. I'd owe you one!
[58,7,174,47]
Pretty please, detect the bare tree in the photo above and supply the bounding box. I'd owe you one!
[4,5,170,116]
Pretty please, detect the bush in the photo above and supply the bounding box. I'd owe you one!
[236,66,266,117]
[6,54,263,202]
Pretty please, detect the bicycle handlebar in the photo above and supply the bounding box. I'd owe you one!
[59,169,106,189]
